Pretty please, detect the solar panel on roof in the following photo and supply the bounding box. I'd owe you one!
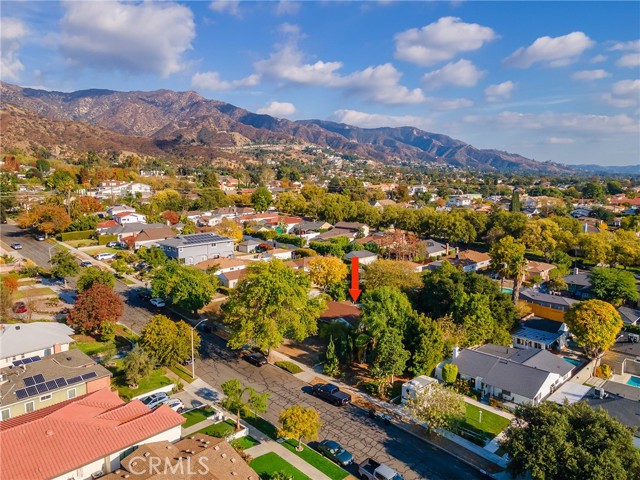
[13,360,23,367]
[26,386,38,397]
[22,357,33,364]
[24,376,36,387]
[55,377,67,388]
[33,374,45,384]
[36,383,48,394]
[81,372,98,380]
[15,389,28,400]
[66,376,82,385]
[45,380,57,390]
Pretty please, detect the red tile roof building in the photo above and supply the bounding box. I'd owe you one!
[0,388,184,480]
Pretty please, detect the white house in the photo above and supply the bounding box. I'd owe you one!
[0,323,75,369]
[344,250,378,265]
[95,181,152,199]
[401,375,438,405]
[113,211,147,225]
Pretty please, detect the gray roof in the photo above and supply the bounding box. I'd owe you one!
[0,323,75,360]
[315,228,357,240]
[159,233,234,248]
[334,221,367,230]
[585,392,640,437]
[482,359,553,400]
[425,239,447,255]
[0,349,111,407]
[618,307,640,325]
[563,272,592,287]
[512,326,565,346]
[344,250,378,259]
[238,239,261,246]
[520,288,580,308]
[522,350,574,376]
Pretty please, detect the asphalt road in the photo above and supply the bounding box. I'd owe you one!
[1,223,491,480]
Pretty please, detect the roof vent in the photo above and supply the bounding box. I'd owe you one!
[66,357,72,361]
[46,430,54,436]
[214,446,219,451]
[230,457,236,463]
[221,453,227,458]
[144,452,150,457]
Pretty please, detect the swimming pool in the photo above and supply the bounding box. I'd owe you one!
[626,376,640,388]
[501,287,513,294]
[563,357,581,367]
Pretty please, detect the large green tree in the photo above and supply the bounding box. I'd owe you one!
[140,315,198,366]
[278,405,322,451]
[223,259,325,353]
[564,299,623,358]
[360,287,416,347]
[251,187,273,212]
[123,346,153,387]
[490,235,527,303]
[152,261,219,314]
[589,268,640,306]
[49,249,79,288]
[372,327,410,386]
[77,267,115,293]
[221,378,270,431]
[363,259,422,292]
[502,401,640,480]
[405,314,445,377]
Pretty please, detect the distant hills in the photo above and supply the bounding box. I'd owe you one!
[1,82,576,173]
[570,163,640,176]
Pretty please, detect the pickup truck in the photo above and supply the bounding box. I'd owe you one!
[311,383,351,406]
[358,459,403,480]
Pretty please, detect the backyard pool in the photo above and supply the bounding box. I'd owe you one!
[501,287,513,295]
[563,357,581,367]
[626,376,640,388]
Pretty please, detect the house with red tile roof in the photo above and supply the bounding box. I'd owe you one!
[0,388,184,480]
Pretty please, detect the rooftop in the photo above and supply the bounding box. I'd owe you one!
[0,323,75,360]
[344,250,377,259]
[159,233,234,248]
[0,388,185,480]
[0,349,111,407]
[519,288,580,308]
[320,301,361,326]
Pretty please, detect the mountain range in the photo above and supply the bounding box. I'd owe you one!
[0,82,576,173]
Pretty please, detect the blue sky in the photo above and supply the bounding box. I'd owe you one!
[1,1,639,166]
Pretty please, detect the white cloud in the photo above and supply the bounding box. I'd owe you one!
[464,111,639,135]
[571,69,611,81]
[425,97,473,110]
[546,137,576,144]
[1,17,27,81]
[617,53,640,67]
[394,17,497,66]
[484,81,516,102]
[504,32,594,68]
[257,101,296,117]
[332,109,435,131]
[609,40,640,51]
[421,59,485,89]
[60,1,195,77]
[602,79,640,108]
[275,1,300,16]
[255,27,424,105]
[191,71,260,91]
[209,0,240,16]
[590,54,608,63]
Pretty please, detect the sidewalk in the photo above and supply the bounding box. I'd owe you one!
[266,346,507,476]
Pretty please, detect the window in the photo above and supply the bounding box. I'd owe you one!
[67,388,77,399]
[25,401,35,413]
[40,394,52,402]
[1,409,10,421]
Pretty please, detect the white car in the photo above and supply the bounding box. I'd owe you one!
[94,252,116,261]
[166,398,185,413]
[150,297,166,308]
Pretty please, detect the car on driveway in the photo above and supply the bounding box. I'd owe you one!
[34,234,46,241]
[140,392,169,410]
[12,301,27,314]
[166,398,185,413]
[243,352,268,367]
[94,252,116,261]
[149,297,166,308]
[10,243,22,250]
[317,440,354,466]
[80,261,93,267]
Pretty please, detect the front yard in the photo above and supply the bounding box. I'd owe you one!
[462,403,511,440]
[181,406,218,428]
[195,418,237,438]
[250,452,312,480]
[106,359,173,401]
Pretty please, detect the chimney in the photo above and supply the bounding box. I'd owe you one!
[574,267,579,275]
[445,243,450,255]
[452,346,460,359]
[583,222,588,233]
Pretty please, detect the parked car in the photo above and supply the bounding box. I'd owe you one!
[165,398,185,413]
[12,301,27,314]
[317,440,354,466]
[137,288,152,300]
[149,297,166,308]
[140,393,169,410]
[358,459,403,480]
[368,409,392,425]
[134,261,148,271]
[94,253,116,261]
[243,352,268,367]
[10,243,22,250]
[80,261,93,267]
[106,241,120,248]
[34,234,45,241]
[311,383,351,406]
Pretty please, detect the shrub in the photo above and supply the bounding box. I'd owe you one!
[489,398,503,409]
[274,361,303,374]
[60,230,94,242]
[98,234,119,245]
[274,234,304,248]
[595,364,612,379]
[295,248,317,258]
[442,364,458,384]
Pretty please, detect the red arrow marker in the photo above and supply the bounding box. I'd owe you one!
[348,256,361,302]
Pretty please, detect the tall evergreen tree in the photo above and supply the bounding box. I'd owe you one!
[510,189,521,212]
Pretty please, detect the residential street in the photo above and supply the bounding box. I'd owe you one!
[1,224,491,480]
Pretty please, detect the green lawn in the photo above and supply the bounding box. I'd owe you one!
[250,452,312,480]
[169,364,195,384]
[232,435,260,450]
[107,360,173,401]
[463,403,511,439]
[75,340,116,356]
[281,439,349,480]
[196,419,237,438]
[243,414,278,439]
[181,406,217,428]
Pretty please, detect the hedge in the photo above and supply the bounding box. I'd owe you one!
[274,361,303,374]
[98,234,118,245]
[60,230,94,241]
[274,234,305,248]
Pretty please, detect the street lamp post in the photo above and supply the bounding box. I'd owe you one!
[191,319,208,379]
